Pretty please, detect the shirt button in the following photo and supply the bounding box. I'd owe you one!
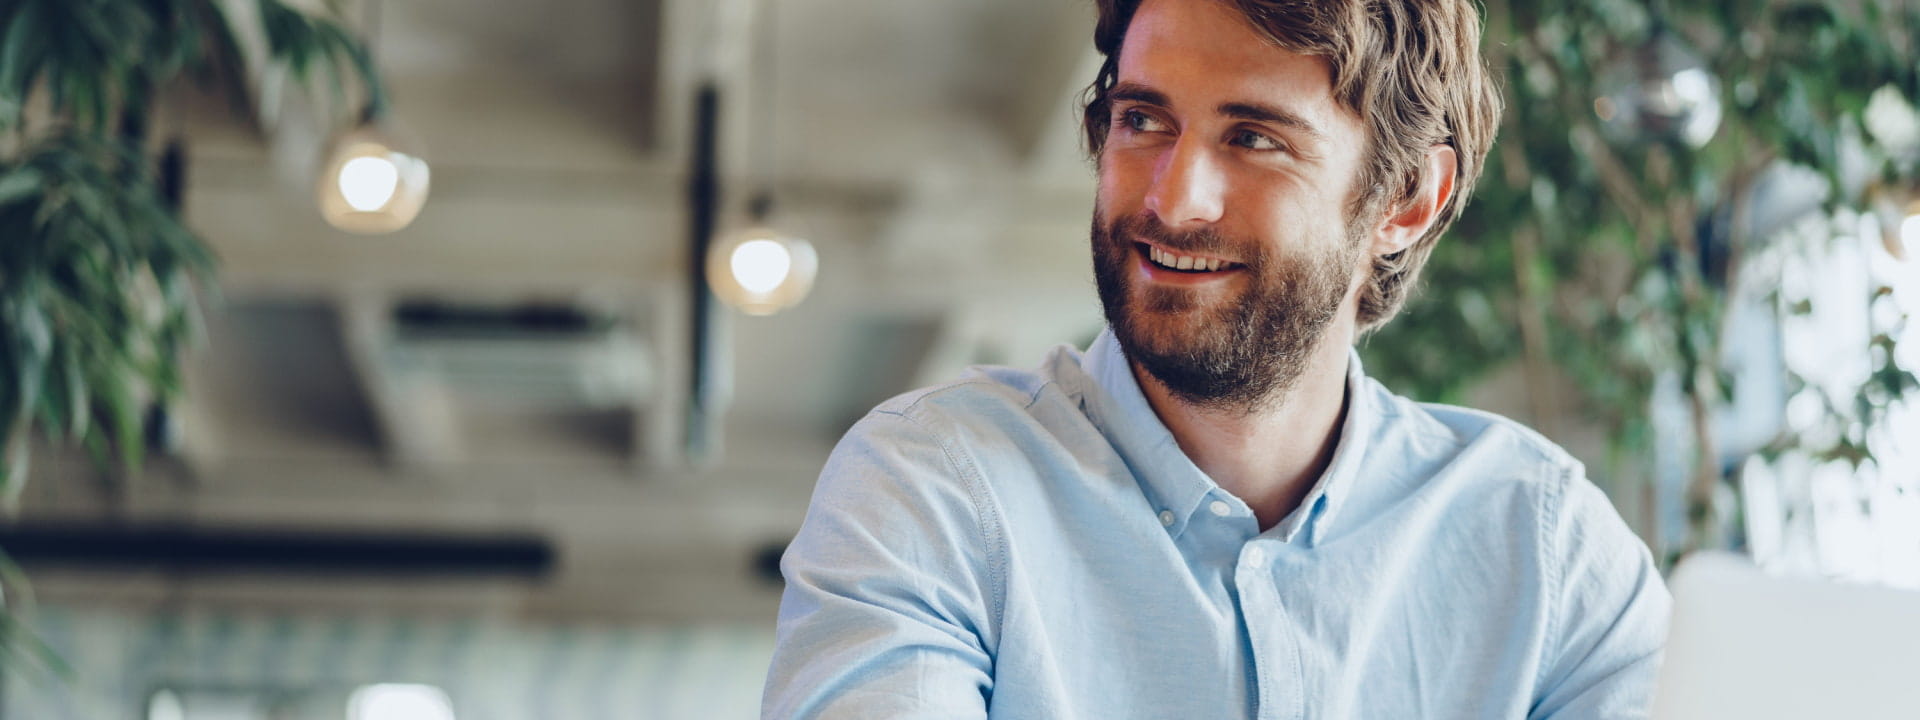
[1244,546,1267,569]
[1209,500,1232,517]
[1158,510,1175,527]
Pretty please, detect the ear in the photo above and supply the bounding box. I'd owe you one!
[1369,145,1457,258]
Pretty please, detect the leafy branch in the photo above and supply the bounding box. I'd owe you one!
[1363,0,1920,557]
[1,0,382,501]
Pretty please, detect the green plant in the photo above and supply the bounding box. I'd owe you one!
[1361,0,1920,559]
[0,0,382,502]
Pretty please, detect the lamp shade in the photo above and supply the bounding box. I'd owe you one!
[706,226,818,315]
[316,123,430,234]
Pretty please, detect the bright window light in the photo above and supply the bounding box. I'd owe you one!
[338,156,401,212]
[146,689,185,720]
[348,684,456,720]
[731,238,793,294]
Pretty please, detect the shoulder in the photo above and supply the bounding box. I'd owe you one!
[826,342,1090,487]
[852,344,1089,455]
[1362,378,1658,582]
[1355,381,1665,647]
[869,352,1071,423]
[1385,386,1583,478]
[1353,379,1618,554]
[802,355,1093,624]
[806,379,1026,598]
[1394,396,1607,527]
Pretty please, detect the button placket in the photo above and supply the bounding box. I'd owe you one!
[1238,559,1278,719]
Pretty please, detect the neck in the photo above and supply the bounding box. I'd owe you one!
[1133,326,1353,532]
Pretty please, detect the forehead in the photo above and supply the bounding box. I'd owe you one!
[1117,0,1353,130]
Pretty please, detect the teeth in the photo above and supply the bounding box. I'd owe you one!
[1147,246,1231,272]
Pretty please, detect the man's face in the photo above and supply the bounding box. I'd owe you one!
[1092,0,1376,412]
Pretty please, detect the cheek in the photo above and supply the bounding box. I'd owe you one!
[1096,149,1156,211]
[1238,178,1337,236]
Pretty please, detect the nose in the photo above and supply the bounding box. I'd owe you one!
[1144,137,1225,228]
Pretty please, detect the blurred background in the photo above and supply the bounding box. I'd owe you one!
[0,0,1915,718]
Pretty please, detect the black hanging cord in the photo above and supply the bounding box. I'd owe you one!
[746,0,780,218]
[686,84,723,463]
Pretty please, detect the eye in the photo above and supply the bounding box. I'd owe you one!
[1230,128,1286,152]
[1117,108,1170,134]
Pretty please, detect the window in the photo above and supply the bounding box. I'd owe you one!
[348,684,457,720]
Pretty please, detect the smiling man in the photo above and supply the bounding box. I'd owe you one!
[761,0,1669,718]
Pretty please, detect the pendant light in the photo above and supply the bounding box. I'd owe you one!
[707,194,818,315]
[705,0,816,316]
[317,108,430,234]
[315,0,430,234]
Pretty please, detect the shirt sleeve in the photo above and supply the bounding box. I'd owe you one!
[761,409,999,720]
[1529,469,1673,720]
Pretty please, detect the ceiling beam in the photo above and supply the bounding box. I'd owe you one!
[339,294,464,469]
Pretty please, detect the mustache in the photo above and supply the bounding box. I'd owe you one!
[1106,213,1251,261]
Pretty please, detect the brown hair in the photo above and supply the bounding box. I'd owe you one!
[1082,0,1503,330]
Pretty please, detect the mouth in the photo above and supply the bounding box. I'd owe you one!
[1133,242,1244,280]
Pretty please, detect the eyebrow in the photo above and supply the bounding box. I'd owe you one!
[1110,81,1325,142]
[1219,101,1324,142]
[1110,82,1174,109]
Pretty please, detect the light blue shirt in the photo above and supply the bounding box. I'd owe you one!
[764,329,1669,719]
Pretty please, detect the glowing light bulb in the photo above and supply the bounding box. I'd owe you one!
[339,156,400,211]
[707,229,818,315]
[317,124,431,234]
[731,239,793,294]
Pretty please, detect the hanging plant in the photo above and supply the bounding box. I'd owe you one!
[0,0,386,504]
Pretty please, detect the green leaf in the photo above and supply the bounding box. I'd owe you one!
[0,167,43,206]
[59,341,85,440]
[0,434,24,512]
[0,0,46,125]
[189,0,257,117]
[100,368,144,478]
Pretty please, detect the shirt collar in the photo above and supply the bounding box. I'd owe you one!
[1075,326,1374,546]
[1281,346,1372,545]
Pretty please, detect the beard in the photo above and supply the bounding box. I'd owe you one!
[1091,209,1363,414]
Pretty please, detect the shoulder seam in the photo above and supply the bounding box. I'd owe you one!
[1410,399,1577,474]
[1532,460,1574,693]
[890,379,1020,416]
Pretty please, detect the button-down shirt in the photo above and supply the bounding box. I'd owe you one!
[763,328,1669,719]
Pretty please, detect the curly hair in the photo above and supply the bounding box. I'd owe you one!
[1081,0,1503,331]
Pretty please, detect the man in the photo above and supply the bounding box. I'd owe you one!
[762,0,1669,717]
